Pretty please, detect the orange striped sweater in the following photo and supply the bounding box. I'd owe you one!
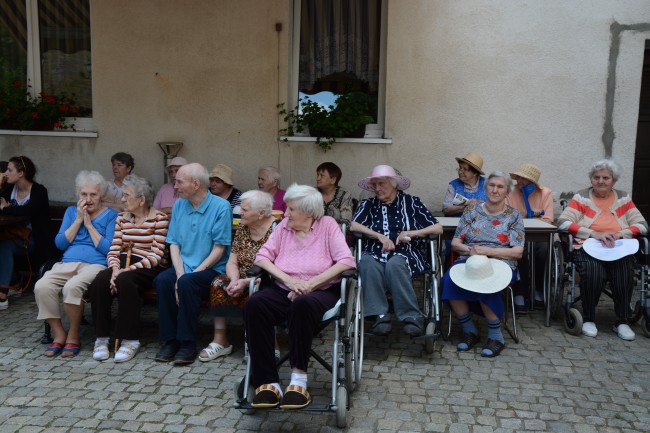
[107,208,169,270]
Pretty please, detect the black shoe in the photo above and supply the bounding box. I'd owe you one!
[173,347,198,365]
[514,304,528,315]
[370,315,392,336]
[155,340,180,362]
[403,318,424,337]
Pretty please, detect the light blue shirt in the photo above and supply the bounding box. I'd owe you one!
[55,206,118,265]
[167,192,232,273]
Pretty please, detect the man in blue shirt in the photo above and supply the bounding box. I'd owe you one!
[154,163,232,365]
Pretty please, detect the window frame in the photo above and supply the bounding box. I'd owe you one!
[288,0,388,140]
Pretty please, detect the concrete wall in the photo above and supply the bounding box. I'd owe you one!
[2,0,649,216]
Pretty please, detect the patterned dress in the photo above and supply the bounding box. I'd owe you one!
[323,186,355,227]
[208,222,274,317]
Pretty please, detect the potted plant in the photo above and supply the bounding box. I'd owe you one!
[278,91,376,151]
[0,79,84,131]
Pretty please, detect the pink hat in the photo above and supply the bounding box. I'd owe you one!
[358,165,411,191]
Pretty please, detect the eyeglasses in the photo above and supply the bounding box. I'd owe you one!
[122,192,138,200]
[457,166,474,173]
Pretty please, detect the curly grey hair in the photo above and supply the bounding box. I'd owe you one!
[589,159,620,182]
[122,174,155,205]
[283,183,324,219]
[75,170,108,197]
[485,171,512,194]
[240,190,273,216]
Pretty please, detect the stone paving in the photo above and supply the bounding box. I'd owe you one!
[0,291,648,433]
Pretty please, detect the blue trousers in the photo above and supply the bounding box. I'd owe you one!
[0,236,33,289]
[154,266,218,344]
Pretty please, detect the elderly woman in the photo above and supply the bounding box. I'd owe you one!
[87,175,169,363]
[352,165,442,337]
[104,152,135,211]
[442,171,525,357]
[209,164,242,211]
[442,152,487,216]
[257,166,286,213]
[34,171,118,358]
[244,184,355,409]
[316,162,355,227]
[0,156,52,309]
[153,156,188,214]
[557,159,647,341]
[200,190,277,361]
[506,163,554,312]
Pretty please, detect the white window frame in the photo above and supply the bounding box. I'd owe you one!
[14,0,95,132]
[288,0,388,140]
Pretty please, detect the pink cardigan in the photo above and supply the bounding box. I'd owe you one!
[255,216,356,291]
[506,186,554,223]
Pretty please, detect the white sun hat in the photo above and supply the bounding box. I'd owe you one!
[449,255,512,294]
[582,238,639,262]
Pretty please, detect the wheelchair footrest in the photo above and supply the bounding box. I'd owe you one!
[235,400,337,413]
[411,331,441,341]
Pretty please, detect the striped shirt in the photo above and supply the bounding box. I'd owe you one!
[107,208,169,270]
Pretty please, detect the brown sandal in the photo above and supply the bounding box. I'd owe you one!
[251,384,281,408]
[279,385,312,410]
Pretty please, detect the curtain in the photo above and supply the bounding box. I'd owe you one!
[299,0,381,95]
[0,0,27,81]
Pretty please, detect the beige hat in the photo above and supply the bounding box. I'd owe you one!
[510,163,544,189]
[455,152,484,175]
[209,164,234,185]
[166,156,188,167]
[449,255,512,294]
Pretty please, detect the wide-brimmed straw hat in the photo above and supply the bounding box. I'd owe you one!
[209,164,234,186]
[455,152,484,175]
[166,156,188,168]
[358,165,411,191]
[449,255,512,294]
[510,163,544,189]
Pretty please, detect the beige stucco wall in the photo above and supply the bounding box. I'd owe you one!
[2,0,649,217]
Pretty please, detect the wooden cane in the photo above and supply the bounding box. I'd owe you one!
[115,242,134,352]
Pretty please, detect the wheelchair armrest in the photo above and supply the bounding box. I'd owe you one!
[245,265,263,278]
[638,235,649,255]
[37,260,57,280]
[341,269,357,279]
[353,231,363,239]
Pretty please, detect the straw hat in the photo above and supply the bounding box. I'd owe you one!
[449,255,512,294]
[455,152,484,175]
[510,163,544,189]
[358,165,411,191]
[209,164,234,186]
[166,156,188,167]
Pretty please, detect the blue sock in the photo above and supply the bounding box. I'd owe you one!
[457,313,477,350]
[482,319,504,356]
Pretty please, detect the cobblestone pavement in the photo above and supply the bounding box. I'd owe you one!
[0,291,648,433]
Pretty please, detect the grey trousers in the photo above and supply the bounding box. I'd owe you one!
[359,254,423,322]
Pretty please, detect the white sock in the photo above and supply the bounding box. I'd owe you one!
[270,382,283,396]
[95,337,109,345]
[120,339,140,349]
[514,295,525,306]
[289,372,308,389]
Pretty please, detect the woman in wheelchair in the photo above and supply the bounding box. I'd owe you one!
[351,165,441,337]
[557,159,647,340]
[442,171,524,357]
[244,184,355,410]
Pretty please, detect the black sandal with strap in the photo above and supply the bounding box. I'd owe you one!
[457,332,479,351]
[481,338,505,357]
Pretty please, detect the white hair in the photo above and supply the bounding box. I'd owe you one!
[75,170,108,197]
[259,166,281,185]
[485,171,512,193]
[284,183,324,219]
[183,163,210,189]
[122,174,155,204]
[589,159,620,182]
[240,190,273,216]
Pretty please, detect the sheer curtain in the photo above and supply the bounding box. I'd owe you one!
[299,0,381,95]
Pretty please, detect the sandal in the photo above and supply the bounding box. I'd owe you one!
[279,385,312,410]
[198,342,232,362]
[114,342,139,363]
[251,384,282,408]
[93,341,110,361]
[60,343,81,358]
[44,342,64,358]
[481,338,505,358]
[457,332,479,351]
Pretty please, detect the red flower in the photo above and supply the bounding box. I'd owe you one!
[71,106,78,113]
[59,104,69,113]
[53,122,62,129]
[459,233,467,240]
[46,96,56,104]
[39,91,46,97]
[5,108,11,114]
[496,233,509,243]
[31,112,39,119]
[492,219,501,226]
[13,80,23,87]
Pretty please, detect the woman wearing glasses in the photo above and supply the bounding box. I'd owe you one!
[0,155,52,309]
[442,152,487,217]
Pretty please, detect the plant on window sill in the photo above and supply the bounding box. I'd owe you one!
[278,92,375,151]
[0,80,86,131]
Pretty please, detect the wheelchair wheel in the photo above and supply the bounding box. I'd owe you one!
[234,380,256,414]
[344,279,363,391]
[628,267,644,324]
[335,385,348,428]
[424,321,436,354]
[548,240,566,320]
[564,307,583,335]
[642,317,650,338]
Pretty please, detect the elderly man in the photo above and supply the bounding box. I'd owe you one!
[257,166,286,213]
[209,163,242,211]
[154,163,232,365]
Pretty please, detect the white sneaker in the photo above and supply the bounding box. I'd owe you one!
[613,324,635,341]
[582,322,598,337]
[93,341,110,361]
[114,342,140,363]
[0,299,8,310]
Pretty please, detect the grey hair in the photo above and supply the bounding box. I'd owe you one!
[75,170,108,197]
[122,174,154,205]
[183,163,210,189]
[589,159,620,182]
[284,183,324,219]
[240,190,273,216]
[259,166,281,186]
[485,171,512,193]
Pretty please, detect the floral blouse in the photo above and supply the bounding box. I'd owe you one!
[323,186,355,228]
[454,202,525,268]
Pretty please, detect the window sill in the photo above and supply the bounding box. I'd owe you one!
[280,136,392,145]
[0,129,98,138]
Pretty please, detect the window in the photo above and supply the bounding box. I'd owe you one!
[290,0,387,139]
[0,0,93,127]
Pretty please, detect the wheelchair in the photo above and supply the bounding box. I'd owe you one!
[234,267,363,428]
[552,232,650,337]
[354,233,443,354]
